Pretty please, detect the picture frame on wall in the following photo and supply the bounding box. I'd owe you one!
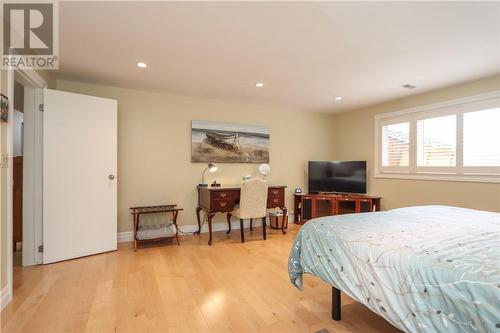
[191,120,270,163]
[1,94,8,122]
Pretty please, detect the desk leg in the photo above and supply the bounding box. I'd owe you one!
[173,210,180,246]
[134,214,140,251]
[280,206,288,234]
[226,213,232,234]
[195,206,202,234]
[262,217,266,240]
[207,213,215,245]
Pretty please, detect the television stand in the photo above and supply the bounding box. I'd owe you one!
[293,193,382,224]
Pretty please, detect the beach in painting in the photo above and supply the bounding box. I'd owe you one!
[191,120,269,163]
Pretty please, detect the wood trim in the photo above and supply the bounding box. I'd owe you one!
[374,91,500,120]
[13,157,23,252]
[374,172,500,183]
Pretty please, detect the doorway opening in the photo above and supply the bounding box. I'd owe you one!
[11,70,45,269]
[12,80,24,267]
[3,68,46,309]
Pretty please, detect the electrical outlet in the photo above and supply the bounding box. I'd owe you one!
[0,154,8,168]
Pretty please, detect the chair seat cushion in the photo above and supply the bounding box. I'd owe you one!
[231,208,265,220]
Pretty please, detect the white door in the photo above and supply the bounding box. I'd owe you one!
[43,89,117,264]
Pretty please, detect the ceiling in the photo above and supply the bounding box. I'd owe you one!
[58,1,500,113]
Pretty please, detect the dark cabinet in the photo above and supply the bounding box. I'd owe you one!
[293,193,381,224]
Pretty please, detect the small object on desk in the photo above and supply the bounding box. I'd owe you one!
[294,187,302,194]
[130,204,183,250]
[199,163,218,187]
[211,180,221,187]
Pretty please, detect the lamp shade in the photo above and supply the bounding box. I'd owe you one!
[259,163,270,177]
[208,163,217,172]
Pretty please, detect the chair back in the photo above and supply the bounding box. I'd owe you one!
[239,178,268,219]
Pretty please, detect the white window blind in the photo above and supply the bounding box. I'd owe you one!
[463,108,500,167]
[417,115,456,167]
[375,92,500,182]
[382,122,409,167]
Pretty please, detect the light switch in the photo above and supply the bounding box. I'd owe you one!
[1,153,9,168]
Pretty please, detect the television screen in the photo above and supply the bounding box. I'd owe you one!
[308,161,366,194]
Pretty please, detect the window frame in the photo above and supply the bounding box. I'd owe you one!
[374,91,500,183]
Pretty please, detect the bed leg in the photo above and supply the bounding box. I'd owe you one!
[332,286,341,321]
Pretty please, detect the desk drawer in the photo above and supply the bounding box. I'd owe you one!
[268,188,284,197]
[267,196,284,208]
[211,199,233,212]
[212,191,233,200]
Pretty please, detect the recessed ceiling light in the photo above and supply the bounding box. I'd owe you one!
[402,84,416,89]
[335,96,343,101]
[256,82,264,88]
[136,62,147,68]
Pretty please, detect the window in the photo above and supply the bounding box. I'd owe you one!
[463,108,500,167]
[382,122,409,167]
[417,115,456,167]
[375,92,500,182]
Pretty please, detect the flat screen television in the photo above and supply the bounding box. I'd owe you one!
[308,161,366,194]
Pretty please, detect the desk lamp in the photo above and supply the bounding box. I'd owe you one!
[259,163,270,178]
[199,163,217,187]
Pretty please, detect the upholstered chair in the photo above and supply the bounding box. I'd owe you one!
[226,178,268,242]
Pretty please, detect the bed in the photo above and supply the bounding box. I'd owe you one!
[288,205,500,333]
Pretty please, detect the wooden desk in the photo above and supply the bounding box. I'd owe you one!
[196,185,287,245]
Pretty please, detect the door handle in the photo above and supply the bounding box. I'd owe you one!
[108,174,115,180]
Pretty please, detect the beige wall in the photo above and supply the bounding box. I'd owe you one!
[56,79,336,232]
[332,74,500,212]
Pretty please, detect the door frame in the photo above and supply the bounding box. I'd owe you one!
[19,75,45,267]
[4,67,46,309]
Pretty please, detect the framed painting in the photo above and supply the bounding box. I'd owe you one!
[192,120,269,163]
[1,94,8,122]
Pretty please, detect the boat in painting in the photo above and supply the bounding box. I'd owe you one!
[205,131,240,150]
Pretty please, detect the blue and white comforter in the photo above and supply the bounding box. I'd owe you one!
[288,206,500,333]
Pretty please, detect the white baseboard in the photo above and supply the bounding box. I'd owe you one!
[1,285,12,311]
[117,231,134,242]
[117,215,294,243]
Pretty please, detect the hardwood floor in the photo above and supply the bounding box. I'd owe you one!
[1,224,401,333]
